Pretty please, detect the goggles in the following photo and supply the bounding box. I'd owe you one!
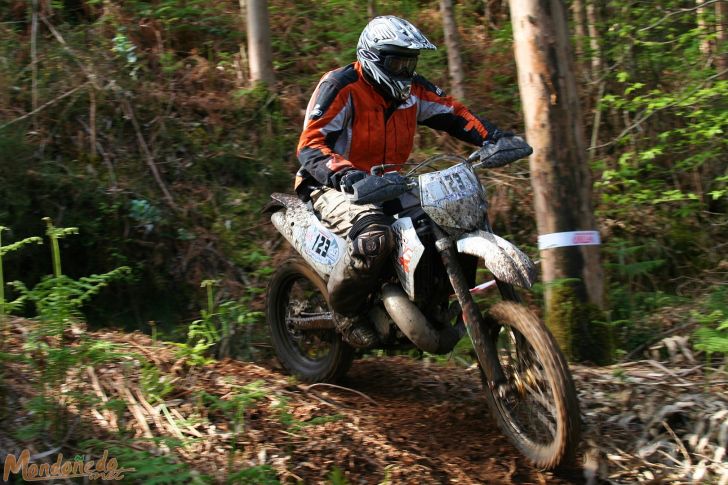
[382,55,418,77]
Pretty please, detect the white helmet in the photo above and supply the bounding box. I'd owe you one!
[357,16,436,101]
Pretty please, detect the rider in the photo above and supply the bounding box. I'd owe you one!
[295,15,513,348]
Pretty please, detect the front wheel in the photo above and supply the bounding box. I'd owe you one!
[267,258,354,383]
[481,301,581,469]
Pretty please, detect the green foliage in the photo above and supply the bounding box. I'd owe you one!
[12,270,129,330]
[0,220,130,444]
[273,396,344,432]
[82,438,209,485]
[227,465,279,484]
[197,382,269,478]
[198,382,267,430]
[328,466,350,485]
[593,0,727,294]
[0,226,43,318]
[692,287,728,364]
[140,364,175,404]
[177,279,263,364]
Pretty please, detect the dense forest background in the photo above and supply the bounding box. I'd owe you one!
[1,0,725,352]
[0,1,726,482]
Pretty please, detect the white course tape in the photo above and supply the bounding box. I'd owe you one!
[538,230,601,250]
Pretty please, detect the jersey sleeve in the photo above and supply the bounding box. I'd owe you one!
[413,75,497,146]
[296,74,354,188]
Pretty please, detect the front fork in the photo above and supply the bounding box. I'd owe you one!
[432,225,506,389]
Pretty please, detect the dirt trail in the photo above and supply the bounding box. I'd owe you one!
[6,324,723,484]
[336,357,581,484]
[1,325,581,484]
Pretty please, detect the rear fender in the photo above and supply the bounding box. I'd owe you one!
[456,230,536,289]
[268,193,344,279]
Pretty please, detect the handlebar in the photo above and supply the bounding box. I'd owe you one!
[349,136,533,205]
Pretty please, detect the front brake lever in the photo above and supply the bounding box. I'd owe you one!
[370,163,401,176]
[467,147,483,163]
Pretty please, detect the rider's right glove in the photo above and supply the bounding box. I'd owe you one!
[332,169,368,194]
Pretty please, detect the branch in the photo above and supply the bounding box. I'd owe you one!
[118,96,178,211]
[0,82,89,130]
[303,383,379,406]
[39,14,100,89]
[590,68,728,150]
[638,0,722,32]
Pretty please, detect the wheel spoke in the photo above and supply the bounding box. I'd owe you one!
[492,325,559,446]
[282,277,333,360]
[479,301,580,468]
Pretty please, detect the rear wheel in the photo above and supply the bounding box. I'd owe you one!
[267,258,354,383]
[481,301,581,469]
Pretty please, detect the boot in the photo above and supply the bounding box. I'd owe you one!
[334,313,379,349]
[327,224,394,348]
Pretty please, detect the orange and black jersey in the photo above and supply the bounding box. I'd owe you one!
[295,62,497,199]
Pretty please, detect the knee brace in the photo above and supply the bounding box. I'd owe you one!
[352,225,393,262]
[348,215,394,270]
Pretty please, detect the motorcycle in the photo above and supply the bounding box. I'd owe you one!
[264,137,581,468]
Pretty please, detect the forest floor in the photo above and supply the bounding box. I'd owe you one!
[1,319,726,484]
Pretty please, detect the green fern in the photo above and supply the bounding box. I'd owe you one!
[227,465,279,484]
[12,267,131,335]
[693,310,728,355]
[691,287,728,367]
[82,438,210,485]
[0,226,43,323]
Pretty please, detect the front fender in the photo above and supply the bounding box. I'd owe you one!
[456,230,536,289]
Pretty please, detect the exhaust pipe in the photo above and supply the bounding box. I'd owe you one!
[381,284,465,354]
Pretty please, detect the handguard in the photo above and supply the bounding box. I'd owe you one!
[350,174,409,205]
[473,136,533,168]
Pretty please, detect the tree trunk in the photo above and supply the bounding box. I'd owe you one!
[237,0,250,86]
[246,0,275,86]
[571,0,586,65]
[31,0,39,122]
[696,0,713,60]
[586,0,601,80]
[368,0,377,19]
[715,0,727,75]
[440,0,466,100]
[509,0,610,364]
[483,0,492,34]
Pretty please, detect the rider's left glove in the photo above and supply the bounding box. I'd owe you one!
[486,128,515,143]
[337,169,368,194]
[382,172,407,186]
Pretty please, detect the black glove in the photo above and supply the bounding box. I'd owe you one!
[478,135,533,168]
[333,169,368,193]
[486,128,515,143]
[382,171,407,186]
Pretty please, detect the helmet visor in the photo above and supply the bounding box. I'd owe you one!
[383,55,418,77]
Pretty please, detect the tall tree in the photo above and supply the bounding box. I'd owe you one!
[440,0,466,100]
[508,0,610,363]
[246,0,275,86]
[586,0,601,80]
[236,0,250,86]
[717,0,728,76]
[368,0,377,19]
[570,0,587,71]
[696,0,713,60]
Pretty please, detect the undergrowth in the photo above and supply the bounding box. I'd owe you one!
[0,219,340,483]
